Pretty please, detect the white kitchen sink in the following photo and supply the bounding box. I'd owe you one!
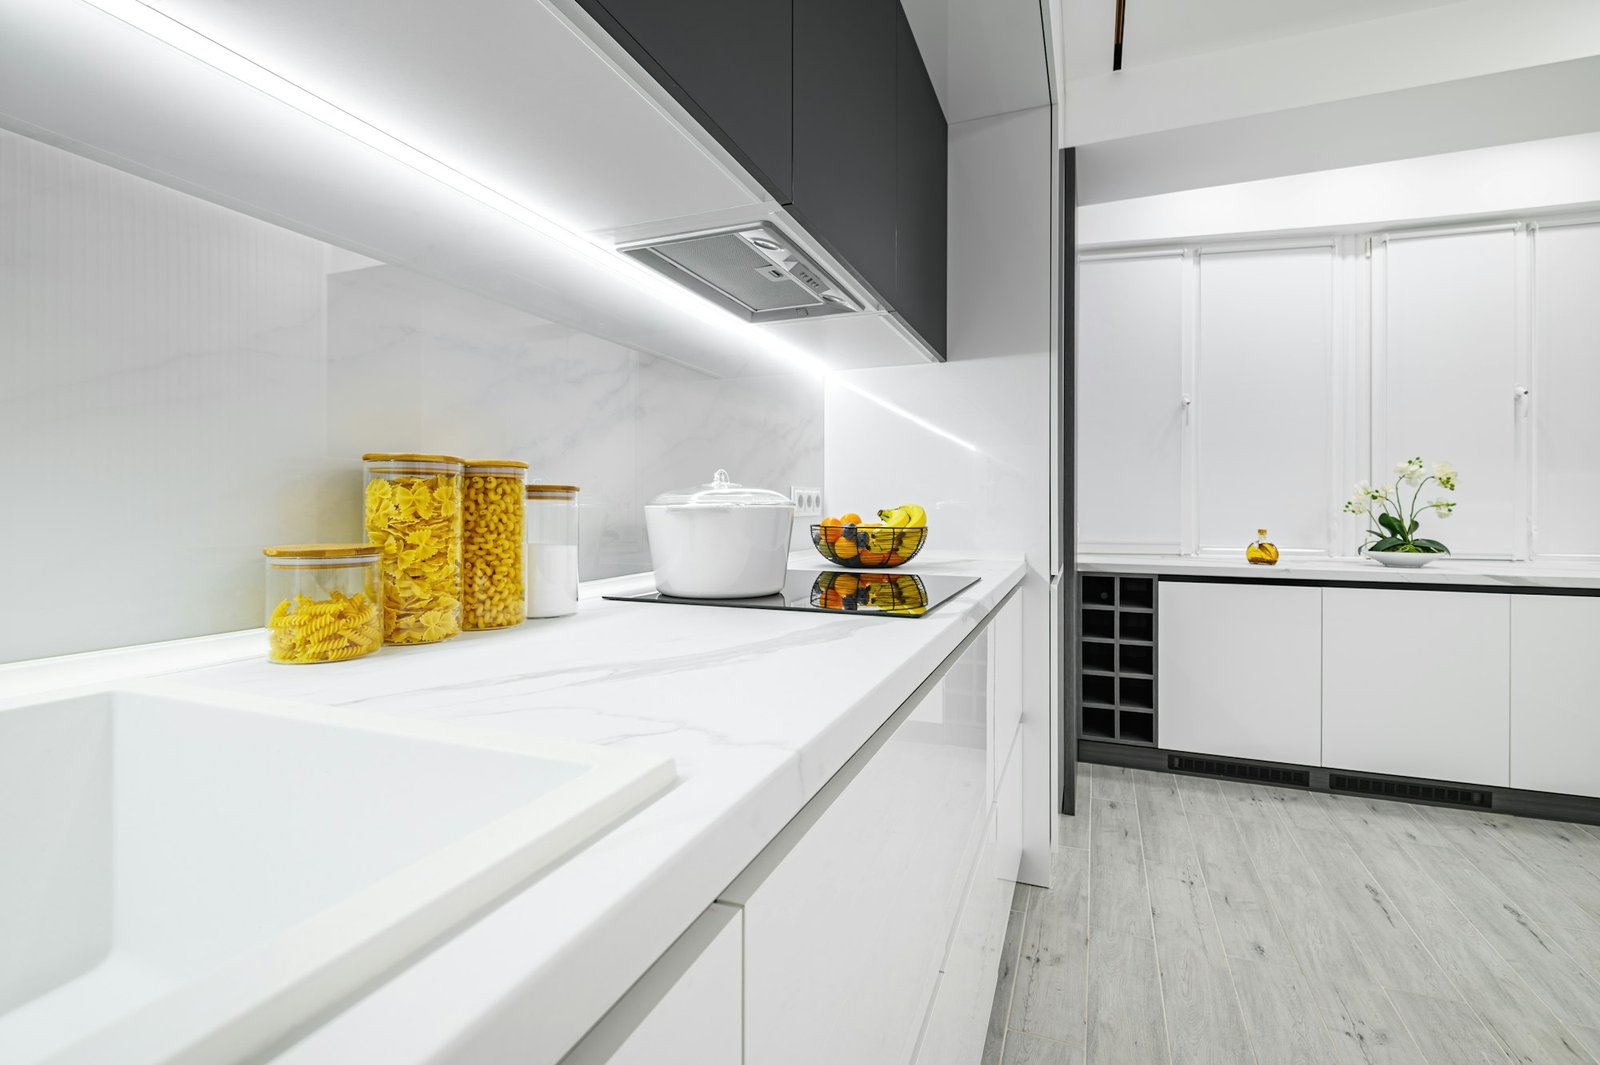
[0,681,675,1065]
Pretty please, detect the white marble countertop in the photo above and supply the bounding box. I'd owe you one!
[1077,553,1600,591]
[3,552,1023,1064]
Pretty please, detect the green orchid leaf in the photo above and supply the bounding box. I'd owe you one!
[1377,512,1403,536]
[1413,538,1450,554]
[1406,519,1419,536]
[1369,536,1404,552]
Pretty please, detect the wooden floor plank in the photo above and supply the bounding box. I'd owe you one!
[1145,861,1254,1065]
[1012,845,1089,1046]
[1171,774,1230,818]
[1385,990,1514,1065]
[1134,769,1200,873]
[1086,931,1170,1065]
[1001,1032,1084,1065]
[1092,764,1137,804]
[1183,806,1294,965]
[1415,842,1600,1027]
[1288,826,1459,1001]
[1230,959,1342,1065]
[1089,798,1152,938]
[983,907,1029,1065]
[1423,808,1600,934]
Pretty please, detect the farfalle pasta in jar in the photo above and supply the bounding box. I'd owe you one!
[362,453,464,644]
[262,544,383,664]
[461,460,527,630]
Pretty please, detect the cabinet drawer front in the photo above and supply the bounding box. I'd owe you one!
[1511,596,1600,798]
[1322,588,1510,786]
[1158,582,1322,765]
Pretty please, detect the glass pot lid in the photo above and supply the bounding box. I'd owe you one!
[648,469,794,507]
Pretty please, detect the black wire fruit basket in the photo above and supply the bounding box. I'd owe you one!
[810,524,926,568]
[810,571,930,615]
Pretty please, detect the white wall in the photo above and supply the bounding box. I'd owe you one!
[1080,132,1600,248]
[0,127,821,663]
[827,105,1054,883]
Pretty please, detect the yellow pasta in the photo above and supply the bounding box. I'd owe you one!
[364,471,463,644]
[268,591,381,664]
[462,469,525,629]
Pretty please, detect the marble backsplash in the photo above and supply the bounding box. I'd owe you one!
[0,127,822,663]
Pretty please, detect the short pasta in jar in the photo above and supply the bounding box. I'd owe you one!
[362,453,464,645]
[262,544,383,664]
[462,460,527,630]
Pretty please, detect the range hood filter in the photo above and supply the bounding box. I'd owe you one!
[619,223,865,322]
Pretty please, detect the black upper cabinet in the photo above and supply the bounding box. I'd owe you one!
[791,0,899,312]
[894,6,948,356]
[583,0,793,201]
[581,0,947,357]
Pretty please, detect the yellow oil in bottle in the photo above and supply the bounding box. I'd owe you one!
[1246,529,1279,566]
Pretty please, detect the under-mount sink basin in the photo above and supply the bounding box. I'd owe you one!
[0,680,675,1065]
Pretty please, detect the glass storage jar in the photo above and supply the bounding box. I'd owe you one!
[262,544,383,664]
[526,483,580,618]
[462,460,527,630]
[362,452,464,644]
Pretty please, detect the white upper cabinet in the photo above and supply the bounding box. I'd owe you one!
[1078,253,1186,552]
[1195,245,1336,555]
[1378,229,1521,557]
[1533,222,1600,560]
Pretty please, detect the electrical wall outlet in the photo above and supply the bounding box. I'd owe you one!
[792,486,823,518]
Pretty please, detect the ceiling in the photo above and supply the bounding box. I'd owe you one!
[901,0,1052,124]
[1122,0,1463,71]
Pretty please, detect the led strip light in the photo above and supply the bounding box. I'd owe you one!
[78,0,979,452]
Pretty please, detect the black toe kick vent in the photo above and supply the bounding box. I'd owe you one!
[1328,774,1493,809]
[1168,755,1310,788]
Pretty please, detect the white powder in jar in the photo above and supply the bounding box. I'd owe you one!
[527,544,579,617]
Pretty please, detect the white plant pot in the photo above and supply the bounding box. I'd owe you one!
[1365,549,1446,569]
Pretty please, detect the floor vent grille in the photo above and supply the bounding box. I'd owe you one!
[1328,774,1493,808]
[1168,755,1310,787]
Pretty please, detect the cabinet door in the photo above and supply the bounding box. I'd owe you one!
[792,0,898,305]
[1076,254,1185,552]
[1380,230,1519,557]
[560,904,741,1065]
[893,4,947,356]
[584,0,793,201]
[1511,596,1600,798]
[1322,588,1510,785]
[1533,222,1600,559]
[1157,582,1322,765]
[1196,246,1335,555]
[726,632,990,1065]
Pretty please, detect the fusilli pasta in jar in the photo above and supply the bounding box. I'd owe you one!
[262,544,383,664]
[362,453,464,645]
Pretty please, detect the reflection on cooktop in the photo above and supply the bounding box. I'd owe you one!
[603,569,980,619]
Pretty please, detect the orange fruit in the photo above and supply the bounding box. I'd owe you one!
[860,550,888,565]
[834,538,858,560]
[886,553,905,566]
[823,590,844,609]
[841,512,862,523]
[835,574,859,597]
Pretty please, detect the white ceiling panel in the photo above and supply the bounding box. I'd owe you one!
[1121,0,1462,69]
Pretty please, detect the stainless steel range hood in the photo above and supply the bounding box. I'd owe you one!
[618,222,867,322]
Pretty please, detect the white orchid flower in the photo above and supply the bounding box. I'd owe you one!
[1432,462,1457,491]
[1394,457,1426,485]
[1431,497,1456,519]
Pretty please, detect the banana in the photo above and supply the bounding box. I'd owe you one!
[878,506,911,528]
[903,504,926,527]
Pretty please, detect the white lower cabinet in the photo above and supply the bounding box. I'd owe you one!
[723,631,999,1065]
[1511,596,1600,797]
[1322,588,1510,786]
[1157,581,1322,765]
[559,904,741,1065]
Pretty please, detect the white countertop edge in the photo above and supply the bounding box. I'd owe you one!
[1077,553,1600,590]
[0,553,1025,1065]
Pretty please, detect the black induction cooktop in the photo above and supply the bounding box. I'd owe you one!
[604,569,979,619]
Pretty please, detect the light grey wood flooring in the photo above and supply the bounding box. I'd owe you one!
[981,763,1600,1065]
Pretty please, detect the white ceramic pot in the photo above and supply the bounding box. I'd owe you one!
[645,470,795,598]
[1365,549,1446,568]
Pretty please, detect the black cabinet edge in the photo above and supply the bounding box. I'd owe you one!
[1077,739,1600,828]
